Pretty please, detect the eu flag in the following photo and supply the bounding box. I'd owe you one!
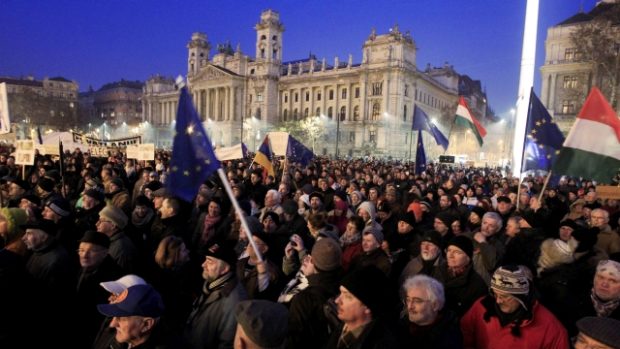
[415,130,427,174]
[286,134,314,166]
[167,86,220,202]
[521,88,565,172]
[412,105,449,151]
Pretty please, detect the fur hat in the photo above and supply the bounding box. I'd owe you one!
[235,300,288,348]
[99,205,128,229]
[447,235,473,259]
[311,238,342,272]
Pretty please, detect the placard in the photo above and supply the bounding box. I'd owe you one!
[596,186,620,200]
[126,144,155,160]
[15,140,35,165]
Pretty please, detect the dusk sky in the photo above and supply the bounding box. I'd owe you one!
[1,0,598,118]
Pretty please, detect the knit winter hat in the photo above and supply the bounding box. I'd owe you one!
[99,205,128,229]
[311,237,342,272]
[435,211,456,227]
[491,265,530,296]
[340,265,387,316]
[363,227,384,245]
[596,259,620,280]
[0,207,28,241]
[576,317,620,349]
[447,235,473,259]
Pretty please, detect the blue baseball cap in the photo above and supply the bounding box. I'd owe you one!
[97,284,164,318]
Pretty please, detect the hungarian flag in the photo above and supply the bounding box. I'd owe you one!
[552,87,620,183]
[455,96,486,146]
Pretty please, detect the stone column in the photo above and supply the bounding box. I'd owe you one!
[215,87,220,121]
[549,73,557,114]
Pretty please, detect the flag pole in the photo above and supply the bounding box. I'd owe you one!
[516,177,522,212]
[408,128,414,160]
[538,170,552,202]
[216,167,264,263]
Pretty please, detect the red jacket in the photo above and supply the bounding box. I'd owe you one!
[461,298,569,349]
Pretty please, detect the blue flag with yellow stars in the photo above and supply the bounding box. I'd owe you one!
[415,129,426,174]
[167,86,220,202]
[286,134,314,166]
[522,88,565,172]
[412,105,449,151]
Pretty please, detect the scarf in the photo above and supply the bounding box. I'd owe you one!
[131,208,155,227]
[200,214,221,246]
[340,232,361,247]
[591,289,620,317]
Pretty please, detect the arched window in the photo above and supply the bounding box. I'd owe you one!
[304,108,309,118]
[256,108,262,120]
[371,103,380,120]
[283,109,288,121]
[339,106,346,121]
[316,107,321,116]
[293,108,298,120]
[328,107,333,119]
[353,106,360,121]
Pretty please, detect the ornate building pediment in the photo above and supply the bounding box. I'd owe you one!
[194,65,235,82]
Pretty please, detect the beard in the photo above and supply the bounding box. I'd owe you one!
[421,249,439,261]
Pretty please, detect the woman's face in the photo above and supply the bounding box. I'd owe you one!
[207,201,221,217]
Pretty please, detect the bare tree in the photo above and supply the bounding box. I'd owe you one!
[570,4,620,108]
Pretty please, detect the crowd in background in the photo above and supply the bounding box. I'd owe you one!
[0,145,620,349]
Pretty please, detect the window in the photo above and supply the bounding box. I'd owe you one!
[404,84,409,97]
[304,108,309,118]
[250,69,255,75]
[249,94,253,103]
[256,108,262,119]
[369,130,376,143]
[403,105,408,122]
[342,89,347,99]
[329,90,334,100]
[283,109,288,121]
[261,49,265,59]
[317,92,321,101]
[563,76,578,89]
[353,106,360,121]
[371,82,383,96]
[561,100,575,114]
[349,131,356,142]
[328,107,333,119]
[257,93,263,102]
[293,108,299,120]
[295,93,299,102]
[355,87,360,98]
[284,94,288,103]
[305,91,310,102]
[272,35,277,41]
[316,107,321,116]
[564,48,582,61]
[273,49,278,59]
[340,106,346,121]
[371,103,380,120]
[260,35,266,40]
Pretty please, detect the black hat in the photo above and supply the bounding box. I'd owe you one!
[421,230,443,248]
[302,183,314,195]
[21,194,41,207]
[573,227,599,253]
[8,178,29,191]
[84,188,105,203]
[203,240,239,268]
[471,206,487,219]
[20,219,57,236]
[79,230,110,249]
[46,198,71,218]
[559,219,580,231]
[497,196,512,204]
[398,211,417,227]
[576,317,620,349]
[447,235,474,259]
[111,178,124,189]
[333,190,348,203]
[262,211,280,226]
[340,265,387,316]
[377,200,391,213]
[235,300,288,348]
[134,195,153,208]
[145,181,163,192]
[435,211,456,227]
[309,191,324,202]
[37,177,55,193]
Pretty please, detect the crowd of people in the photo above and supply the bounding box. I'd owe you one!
[0,146,620,349]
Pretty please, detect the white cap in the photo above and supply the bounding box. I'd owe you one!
[99,274,146,294]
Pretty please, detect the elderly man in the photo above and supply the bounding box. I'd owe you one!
[97,284,172,348]
[591,208,620,255]
[397,275,462,348]
[325,266,397,348]
[574,317,620,349]
[234,300,288,349]
[573,259,620,329]
[96,205,138,274]
[400,230,445,284]
[258,189,284,222]
[461,265,569,349]
[184,240,248,348]
[470,211,505,282]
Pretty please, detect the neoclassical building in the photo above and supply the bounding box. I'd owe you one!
[540,0,620,133]
[143,9,491,158]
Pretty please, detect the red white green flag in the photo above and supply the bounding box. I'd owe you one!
[552,87,620,183]
[455,96,487,146]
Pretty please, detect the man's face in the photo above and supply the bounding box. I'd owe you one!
[336,286,368,323]
[593,271,620,301]
[362,233,379,253]
[78,241,108,269]
[159,199,174,219]
[481,217,500,237]
[405,287,438,325]
[310,197,321,210]
[83,195,96,210]
[264,192,275,207]
[8,183,24,199]
[96,216,116,236]
[420,241,440,261]
[319,180,328,191]
[22,229,47,250]
[250,173,261,184]
[433,218,448,234]
[202,256,228,282]
[153,196,164,210]
[358,208,370,222]
[492,290,521,314]
[439,195,450,209]
[558,225,574,242]
[446,246,469,269]
[110,316,150,345]
[574,332,614,349]
[42,206,60,221]
[134,205,148,219]
[590,210,609,228]
[497,201,512,214]
[369,189,378,201]
[262,216,277,233]
[397,220,413,234]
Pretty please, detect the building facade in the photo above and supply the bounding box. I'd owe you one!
[0,76,79,136]
[94,79,144,126]
[540,0,620,133]
[144,10,492,159]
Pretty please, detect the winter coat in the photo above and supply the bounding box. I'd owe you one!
[436,263,487,317]
[325,320,398,349]
[396,310,463,349]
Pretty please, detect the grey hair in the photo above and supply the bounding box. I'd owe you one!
[483,211,503,230]
[402,275,445,311]
[267,189,281,204]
